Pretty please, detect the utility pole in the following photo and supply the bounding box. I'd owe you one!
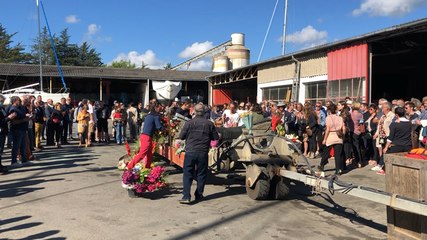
[37,0,43,92]
[282,0,289,56]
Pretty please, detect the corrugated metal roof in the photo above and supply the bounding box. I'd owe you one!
[0,63,211,81]
[208,17,427,78]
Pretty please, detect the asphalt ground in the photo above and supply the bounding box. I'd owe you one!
[0,139,388,240]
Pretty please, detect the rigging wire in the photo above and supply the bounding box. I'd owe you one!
[39,0,67,91]
[258,0,279,62]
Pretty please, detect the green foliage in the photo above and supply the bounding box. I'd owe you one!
[0,23,30,63]
[109,60,136,69]
[29,26,103,66]
[163,63,173,70]
[0,22,103,67]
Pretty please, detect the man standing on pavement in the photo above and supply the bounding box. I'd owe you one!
[179,103,219,204]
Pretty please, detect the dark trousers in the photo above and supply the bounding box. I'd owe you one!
[11,129,28,164]
[316,127,324,153]
[62,121,69,143]
[0,134,6,165]
[352,133,363,165]
[320,144,344,172]
[182,151,208,199]
[308,128,318,153]
[53,124,63,143]
[68,121,73,138]
[46,122,55,145]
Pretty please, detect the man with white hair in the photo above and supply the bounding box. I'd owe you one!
[178,103,219,204]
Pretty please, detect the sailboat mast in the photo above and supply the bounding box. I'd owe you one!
[282,0,289,55]
[37,0,43,92]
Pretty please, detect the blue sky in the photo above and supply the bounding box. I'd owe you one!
[1,0,427,70]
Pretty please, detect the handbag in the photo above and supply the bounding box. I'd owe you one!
[332,116,344,138]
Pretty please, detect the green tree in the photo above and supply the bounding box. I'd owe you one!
[163,63,173,70]
[109,60,136,69]
[30,27,103,67]
[30,26,56,65]
[80,41,102,67]
[56,28,80,66]
[0,23,28,63]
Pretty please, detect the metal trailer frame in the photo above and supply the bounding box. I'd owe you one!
[279,169,427,217]
[222,134,427,218]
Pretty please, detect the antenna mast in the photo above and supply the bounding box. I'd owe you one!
[282,0,289,55]
[37,0,43,91]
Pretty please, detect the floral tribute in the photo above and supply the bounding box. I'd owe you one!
[118,140,168,195]
[121,162,167,194]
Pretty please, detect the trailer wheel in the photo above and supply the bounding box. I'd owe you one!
[246,173,270,200]
[269,176,290,200]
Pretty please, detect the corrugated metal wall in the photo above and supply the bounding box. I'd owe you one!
[327,43,368,80]
[258,61,295,83]
[300,54,328,77]
[212,89,232,105]
[258,53,327,84]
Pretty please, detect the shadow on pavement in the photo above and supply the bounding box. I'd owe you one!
[288,181,387,233]
[166,200,283,240]
[0,215,64,240]
[0,178,65,198]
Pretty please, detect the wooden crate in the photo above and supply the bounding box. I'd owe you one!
[385,153,427,240]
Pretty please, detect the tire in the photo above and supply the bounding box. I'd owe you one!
[269,176,290,200]
[246,174,270,200]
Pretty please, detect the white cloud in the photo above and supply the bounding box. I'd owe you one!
[178,41,214,58]
[111,50,166,69]
[353,0,427,17]
[83,23,111,45]
[87,24,101,36]
[285,25,328,47]
[65,15,80,23]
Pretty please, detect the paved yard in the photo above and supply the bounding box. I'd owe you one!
[0,141,387,240]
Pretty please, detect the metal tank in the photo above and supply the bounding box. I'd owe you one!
[227,33,250,69]
[212,54,229,72]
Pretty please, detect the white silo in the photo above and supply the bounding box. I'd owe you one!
[227,33,250,69]
[212,54,229,72]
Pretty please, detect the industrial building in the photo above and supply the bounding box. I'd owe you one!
[207,18,427,105]
[0,63,210,105]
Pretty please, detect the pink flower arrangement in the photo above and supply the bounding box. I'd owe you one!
[121,165,168,195]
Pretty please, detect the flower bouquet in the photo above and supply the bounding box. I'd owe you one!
[121,162,168,197]
[118,141,168,197]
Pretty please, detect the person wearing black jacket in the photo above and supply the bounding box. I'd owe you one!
[178,103,219,204]
[383,107,412,153]
[45,99,55,146]
[96,102,110,143]
[8,96,30,167]
[51,103,64,148]
[34,100,45,151]
[60,98,70,144]
[0,95,14,172]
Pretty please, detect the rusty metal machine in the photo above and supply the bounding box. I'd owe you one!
[209,120,309,200]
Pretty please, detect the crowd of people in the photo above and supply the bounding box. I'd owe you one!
[0,94,152,173]
[204,97,427,176]
[1,93,425,178]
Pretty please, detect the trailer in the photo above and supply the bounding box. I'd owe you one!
[162,116,427,238]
